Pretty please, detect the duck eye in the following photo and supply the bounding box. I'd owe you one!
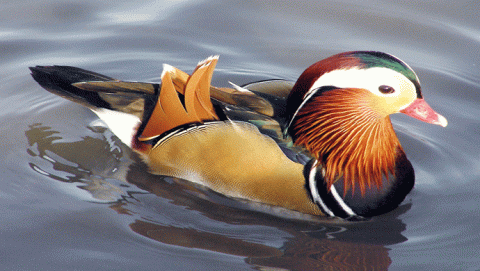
[378,85,395,94]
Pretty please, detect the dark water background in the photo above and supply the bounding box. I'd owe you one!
[1,0,480,270]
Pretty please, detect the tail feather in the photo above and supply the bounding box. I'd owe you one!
[29,66,158,121]
[29,65,117,109]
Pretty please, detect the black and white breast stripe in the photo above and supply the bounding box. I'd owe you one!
[306,160,359,219]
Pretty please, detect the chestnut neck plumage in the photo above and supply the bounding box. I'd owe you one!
[289,87,403,196]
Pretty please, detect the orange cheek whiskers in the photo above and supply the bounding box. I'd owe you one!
[291,88,401,196]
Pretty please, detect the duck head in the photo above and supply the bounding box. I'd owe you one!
[286,51,447,196]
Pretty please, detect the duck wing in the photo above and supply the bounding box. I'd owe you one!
[30,59,311,163]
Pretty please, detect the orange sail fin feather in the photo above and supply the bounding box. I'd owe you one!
[195,59,220,120]
[291,88,400,195]
[139,56,220,140]
[184,57,219,120]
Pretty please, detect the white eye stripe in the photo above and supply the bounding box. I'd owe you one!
[286,66,417,133]
[305,67,415,98]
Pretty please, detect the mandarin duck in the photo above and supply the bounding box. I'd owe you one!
[29,51,447,219]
